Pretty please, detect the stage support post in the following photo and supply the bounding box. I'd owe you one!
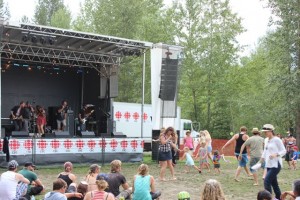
[141,51,146,139]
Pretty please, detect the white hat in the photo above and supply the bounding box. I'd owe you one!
[261,124,275,132]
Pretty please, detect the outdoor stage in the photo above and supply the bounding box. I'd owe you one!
[0,137,144,167]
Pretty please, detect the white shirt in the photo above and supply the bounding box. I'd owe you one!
[262,136,286,168]
[295,197,300,200]
[0,171,18,200]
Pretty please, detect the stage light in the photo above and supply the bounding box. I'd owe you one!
[48,37,55,45]
[40,37,46,45]
[22,34,29,42]
[31,36,37,43]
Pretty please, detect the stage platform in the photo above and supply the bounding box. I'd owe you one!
[0,138,144,167]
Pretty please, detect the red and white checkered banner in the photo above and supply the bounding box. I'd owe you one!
[0,138,144,155]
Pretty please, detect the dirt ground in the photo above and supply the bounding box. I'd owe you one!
[0,155,297,200]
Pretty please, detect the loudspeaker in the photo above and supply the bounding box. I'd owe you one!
[100,68,118,99]
[81,131,95,138]
[66,112,75,134]
[112,132,126,138]
[159,58,179,101]
[54,131,70,138]
[44,132,55,138]
[48,106,59,130]
[12,131,29,137]
[151,130,161,161]
[101,133,111,138]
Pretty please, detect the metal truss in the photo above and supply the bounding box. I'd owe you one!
[19,24,151,50]
[1,42,122,67]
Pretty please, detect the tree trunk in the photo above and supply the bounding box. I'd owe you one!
[192,89,198,122]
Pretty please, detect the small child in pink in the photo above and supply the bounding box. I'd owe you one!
[183,131,194,150]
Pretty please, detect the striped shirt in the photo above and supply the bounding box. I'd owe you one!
[91,190,106,200]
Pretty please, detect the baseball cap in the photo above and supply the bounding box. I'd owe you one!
[25,162,36,168]
[96,173,109,181]
[8,160,19,170]
[178,191,190,200]
[261,124,275,132]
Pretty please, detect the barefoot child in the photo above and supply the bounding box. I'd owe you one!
[213,150,221,174]
[180,147,201,173]
[195,141,211,172]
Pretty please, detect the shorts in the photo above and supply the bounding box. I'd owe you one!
[207,146,212,153]
[285,152,291,161]
[249,157,261,173]
[200,159,208,165]
[57,119,66,130]
[158,151,172,161]
[214,164,220,169]
[235,153,248,167]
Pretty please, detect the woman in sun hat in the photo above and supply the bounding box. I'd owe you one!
[260,124,286,200]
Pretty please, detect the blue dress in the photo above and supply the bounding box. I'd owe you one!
[185,153,195,166]
[133,175,152,200]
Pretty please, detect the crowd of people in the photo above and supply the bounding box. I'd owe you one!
[0,124,299,200]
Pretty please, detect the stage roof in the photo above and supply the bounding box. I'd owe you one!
[0,20,153,72]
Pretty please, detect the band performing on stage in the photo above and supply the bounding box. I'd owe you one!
[9,100,96,137]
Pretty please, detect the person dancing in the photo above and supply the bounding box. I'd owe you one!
[259,124,286,200]
[203,130,213,163]
[36,105,46,137]
[158,127,180,181]
[221,126,252,182]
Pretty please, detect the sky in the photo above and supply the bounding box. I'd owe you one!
[4,0,273,56]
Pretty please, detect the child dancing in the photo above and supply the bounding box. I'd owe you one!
[213,150,221,174]
[195,141,211,172]
[180,147,202,173]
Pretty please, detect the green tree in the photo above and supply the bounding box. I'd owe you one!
[74,0,176,103]
[0,0,10,20]
[174,0,243,135]
[20,15,30,23]
[263,0,300,138]
[34,0,65,26]
[50,7,71,29]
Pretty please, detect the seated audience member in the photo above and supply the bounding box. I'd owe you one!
[44,178,68,200]
[68,181,89,200]
[58,162,77,190]
[83,179,115,200]
[178,191,190,200]
[85,164,101,192]
[132,164,161,200]
[19,162,44,199]
[97,160,132,198]
[200,179,226,200]
[44,178,82,200]
[0,160,30,200]
[257,190,272,200]
[281,179,300,200]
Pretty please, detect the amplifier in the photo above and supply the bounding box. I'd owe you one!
[53,131,71,138]
[81,131,95,138]
[12,131,29,137]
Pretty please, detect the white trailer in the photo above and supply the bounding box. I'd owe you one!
[112,102,195,150]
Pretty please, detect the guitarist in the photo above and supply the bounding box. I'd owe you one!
[10,101,26,131]
[78,104,94,132]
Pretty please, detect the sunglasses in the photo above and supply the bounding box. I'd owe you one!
[262,127,272,131]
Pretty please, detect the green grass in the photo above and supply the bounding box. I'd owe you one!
[0,154,297,200]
